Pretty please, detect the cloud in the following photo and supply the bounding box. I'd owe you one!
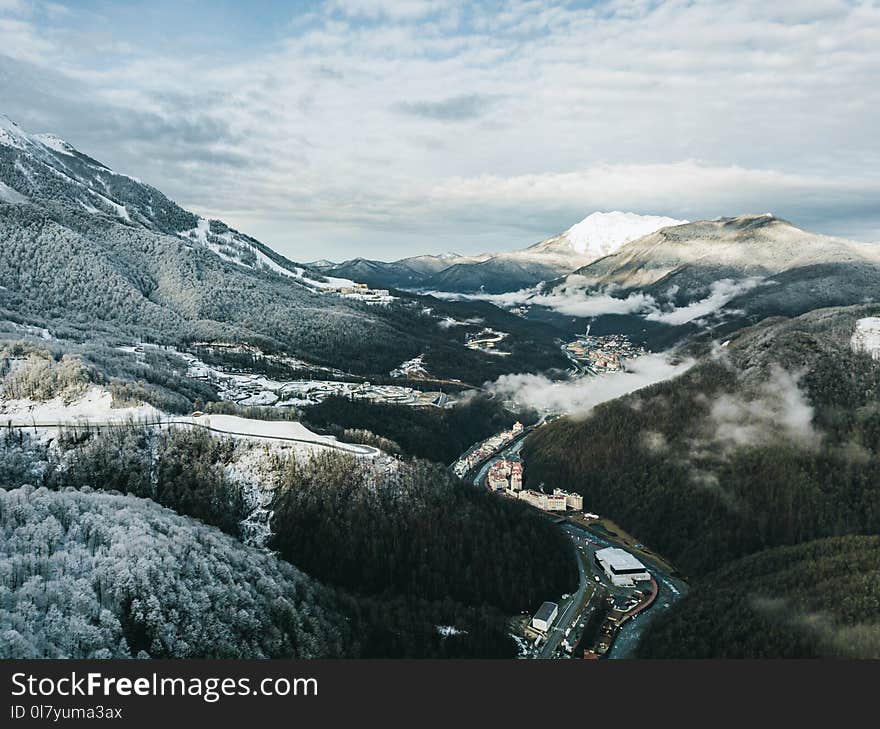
[1,0,879,260]
[645,278,764,325]
[486,352,694,415]
[430,275,766,325]
[706,366,820,450]
[533,288,654,318]
[329,0,443,22]
[394,94,499,121]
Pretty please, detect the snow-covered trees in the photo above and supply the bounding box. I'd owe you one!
[1,348,94,402]
[0,485,352,659]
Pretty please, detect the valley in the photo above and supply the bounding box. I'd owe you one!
[450,415,687,660]
[2,116,880,661]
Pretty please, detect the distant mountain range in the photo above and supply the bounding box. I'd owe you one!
[312,211,687,294]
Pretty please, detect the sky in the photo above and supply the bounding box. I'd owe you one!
[1,0,878,261]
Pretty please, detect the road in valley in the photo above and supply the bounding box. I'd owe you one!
[461,426,687,659]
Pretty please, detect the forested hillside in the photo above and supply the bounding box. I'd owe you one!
[521,305,880,657]
[303,394,536,464]
[1,425,577,658]
[523,305,880,578]
[0,485,353,659]
[639,536,880,658]
[270,453,577,611]
[0,203,419,373]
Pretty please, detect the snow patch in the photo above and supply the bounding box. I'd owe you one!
[33,133,76,155]
[0,386,162,425]
[390,355,429,378]
[851,317,880,361]
[562,211,688,258]
[436,625,468,637]
[0,180,27,204]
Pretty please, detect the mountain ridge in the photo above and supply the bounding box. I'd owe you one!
[314,211,686,293]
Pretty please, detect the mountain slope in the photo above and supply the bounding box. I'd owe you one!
[0,116,565,381]
[0,115,346,287]
[523,303,880,577]
[423,256,564,294]
[570,214,879,288]
[315,212,686,294]
[639,535,880,659]
[508,215,880,348]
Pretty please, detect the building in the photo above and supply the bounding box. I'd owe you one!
[511,421,524,434]
[542,493,567,511]
[553,488,582,510]
[510,461,523,490]
[518,490,567,511]
[486,461,510,491]
[532,601,559,632]
[594,547,650,587]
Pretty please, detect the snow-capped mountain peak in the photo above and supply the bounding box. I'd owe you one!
[562,211,688,257]
[33,133,77,155]
[0,116,78,157]
[0,115,31,149]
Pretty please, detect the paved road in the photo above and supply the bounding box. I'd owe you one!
[537,534,589,658]
[459,424,688,659]
[561,520,688,658]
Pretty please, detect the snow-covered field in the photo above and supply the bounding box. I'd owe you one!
[851,317,880,361]
[0,386,378,457]
[0,386,162,425]
[171,414,378,456]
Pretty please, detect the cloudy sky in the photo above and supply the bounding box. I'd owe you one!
[1,0,878,261]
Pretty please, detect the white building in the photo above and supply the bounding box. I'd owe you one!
[532,601,559,632]
[518,490,567,511]
[487,461,510,491]
[594,547,650,587]
[510,462,523,490]
[553,488,583,510]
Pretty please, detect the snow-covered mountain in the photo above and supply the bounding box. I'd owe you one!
[315,211,687,294]
[0,115,350,291]
[531,214,880,335]
[526,211,688,260]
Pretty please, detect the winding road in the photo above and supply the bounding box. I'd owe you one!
[460,427,687,659]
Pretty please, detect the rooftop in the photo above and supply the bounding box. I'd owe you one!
[534,601,558,622]
[595,547,647,572]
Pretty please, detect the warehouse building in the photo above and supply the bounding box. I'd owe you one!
[594,547,650,587]
[531,601,559,632]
